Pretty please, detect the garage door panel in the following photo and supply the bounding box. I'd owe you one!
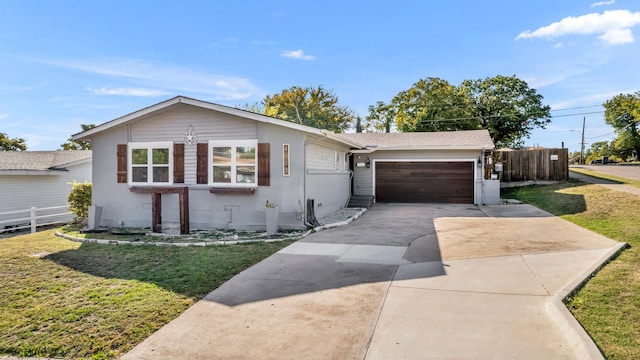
[375,162,473,203]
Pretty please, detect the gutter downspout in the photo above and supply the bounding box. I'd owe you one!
[481,147,486,205]
[344,152,354,208]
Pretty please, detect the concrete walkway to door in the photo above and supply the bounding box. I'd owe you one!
[122,203,624,360]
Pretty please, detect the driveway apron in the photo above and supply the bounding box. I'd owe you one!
[122,203,623,360]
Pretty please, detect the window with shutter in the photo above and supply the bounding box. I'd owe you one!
[127,142,173,185]
[208,140,258,186]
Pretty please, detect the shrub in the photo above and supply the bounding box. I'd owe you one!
[68,181,92,222]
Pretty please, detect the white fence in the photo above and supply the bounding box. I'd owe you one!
[0,205,73,234]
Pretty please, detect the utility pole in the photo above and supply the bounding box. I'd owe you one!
[580,117,586,165]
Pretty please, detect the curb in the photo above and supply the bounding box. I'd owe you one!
[53,208,367,247]
[546,242,628,360]
[312,208,367,232]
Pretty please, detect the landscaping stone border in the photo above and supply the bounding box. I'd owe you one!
[55,208,367,247]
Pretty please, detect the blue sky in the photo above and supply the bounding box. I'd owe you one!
[2,1,640,152]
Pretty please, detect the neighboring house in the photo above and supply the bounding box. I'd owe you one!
[72,96,496,234]
[0,150,92,229]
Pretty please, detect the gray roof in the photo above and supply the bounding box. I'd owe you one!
[0,150,92,171]
[337,130,494,150]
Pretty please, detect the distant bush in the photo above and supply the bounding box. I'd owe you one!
[68,181,92,222]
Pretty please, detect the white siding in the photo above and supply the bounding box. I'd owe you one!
[130,103,258,185]
[307,143,338,170]
[305,139,352,219]
[0,161,92,228]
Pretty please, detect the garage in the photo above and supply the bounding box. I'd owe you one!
[375,161,474,203]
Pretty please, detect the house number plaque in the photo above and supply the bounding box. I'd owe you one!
[283,144,290,176]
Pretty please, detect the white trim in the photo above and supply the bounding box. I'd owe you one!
[0,170,67,176]
[374,145,492,151]
[371,158,477,203]
[208,139,258,187]
[306,169,351,175]
[127,141,173,186]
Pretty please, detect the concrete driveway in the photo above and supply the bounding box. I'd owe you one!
[122,203,623,360]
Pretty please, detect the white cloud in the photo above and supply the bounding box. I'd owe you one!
[280,49,317,60]
[548,91,629,109]
[523,74,569,88]
[88,87,170,97]
[598,28,634,44]
[36,58,261,101]
[591,0,615,8]
[0,114,8,121]
[552,42,564,48]
[516,10,640,45]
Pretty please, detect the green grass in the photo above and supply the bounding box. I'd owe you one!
[0,229,293,359]
[503,181,640,359]
[570,167,640,189]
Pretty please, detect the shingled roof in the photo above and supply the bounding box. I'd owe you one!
[0,150,92,172]
[337,129,494,150]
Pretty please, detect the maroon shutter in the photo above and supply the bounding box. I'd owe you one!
[117,144,127,183]
[258,143,270,186]
[196,143,208,184]
[174,143,185,183]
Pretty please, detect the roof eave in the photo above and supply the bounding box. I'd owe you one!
[323,132,365,149]
[71,96,348,143]
[52,157,92,169]
[365,145,494,151]
[0,170,62,176]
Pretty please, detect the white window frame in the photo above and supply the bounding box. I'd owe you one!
[209,139,258,187]
[128,141,174,186]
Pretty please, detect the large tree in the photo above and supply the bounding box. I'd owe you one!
[604,92,640,161]
[365,101,396,133]
[0,132,27,151]
[393,77,476,133]
[367,75,551,148]
[460,75,551,148]
[60,124,96,150]
[263,85,355,133]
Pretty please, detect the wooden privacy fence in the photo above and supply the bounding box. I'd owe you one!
[497,148,569,182]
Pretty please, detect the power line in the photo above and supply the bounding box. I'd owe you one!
[548,111,604,118]
[550,104,603,112]
[417,110,604,124]
[586,122,634,140]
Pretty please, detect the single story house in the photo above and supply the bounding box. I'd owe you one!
[0,150,92,230]
[72,96,496,234]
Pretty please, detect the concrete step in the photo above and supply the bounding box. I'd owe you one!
[347,195,374,208]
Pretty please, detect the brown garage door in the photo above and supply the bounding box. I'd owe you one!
[375,161,474,203]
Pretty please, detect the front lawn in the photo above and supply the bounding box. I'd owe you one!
[0,229,293,359]
[503,181,640,359]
